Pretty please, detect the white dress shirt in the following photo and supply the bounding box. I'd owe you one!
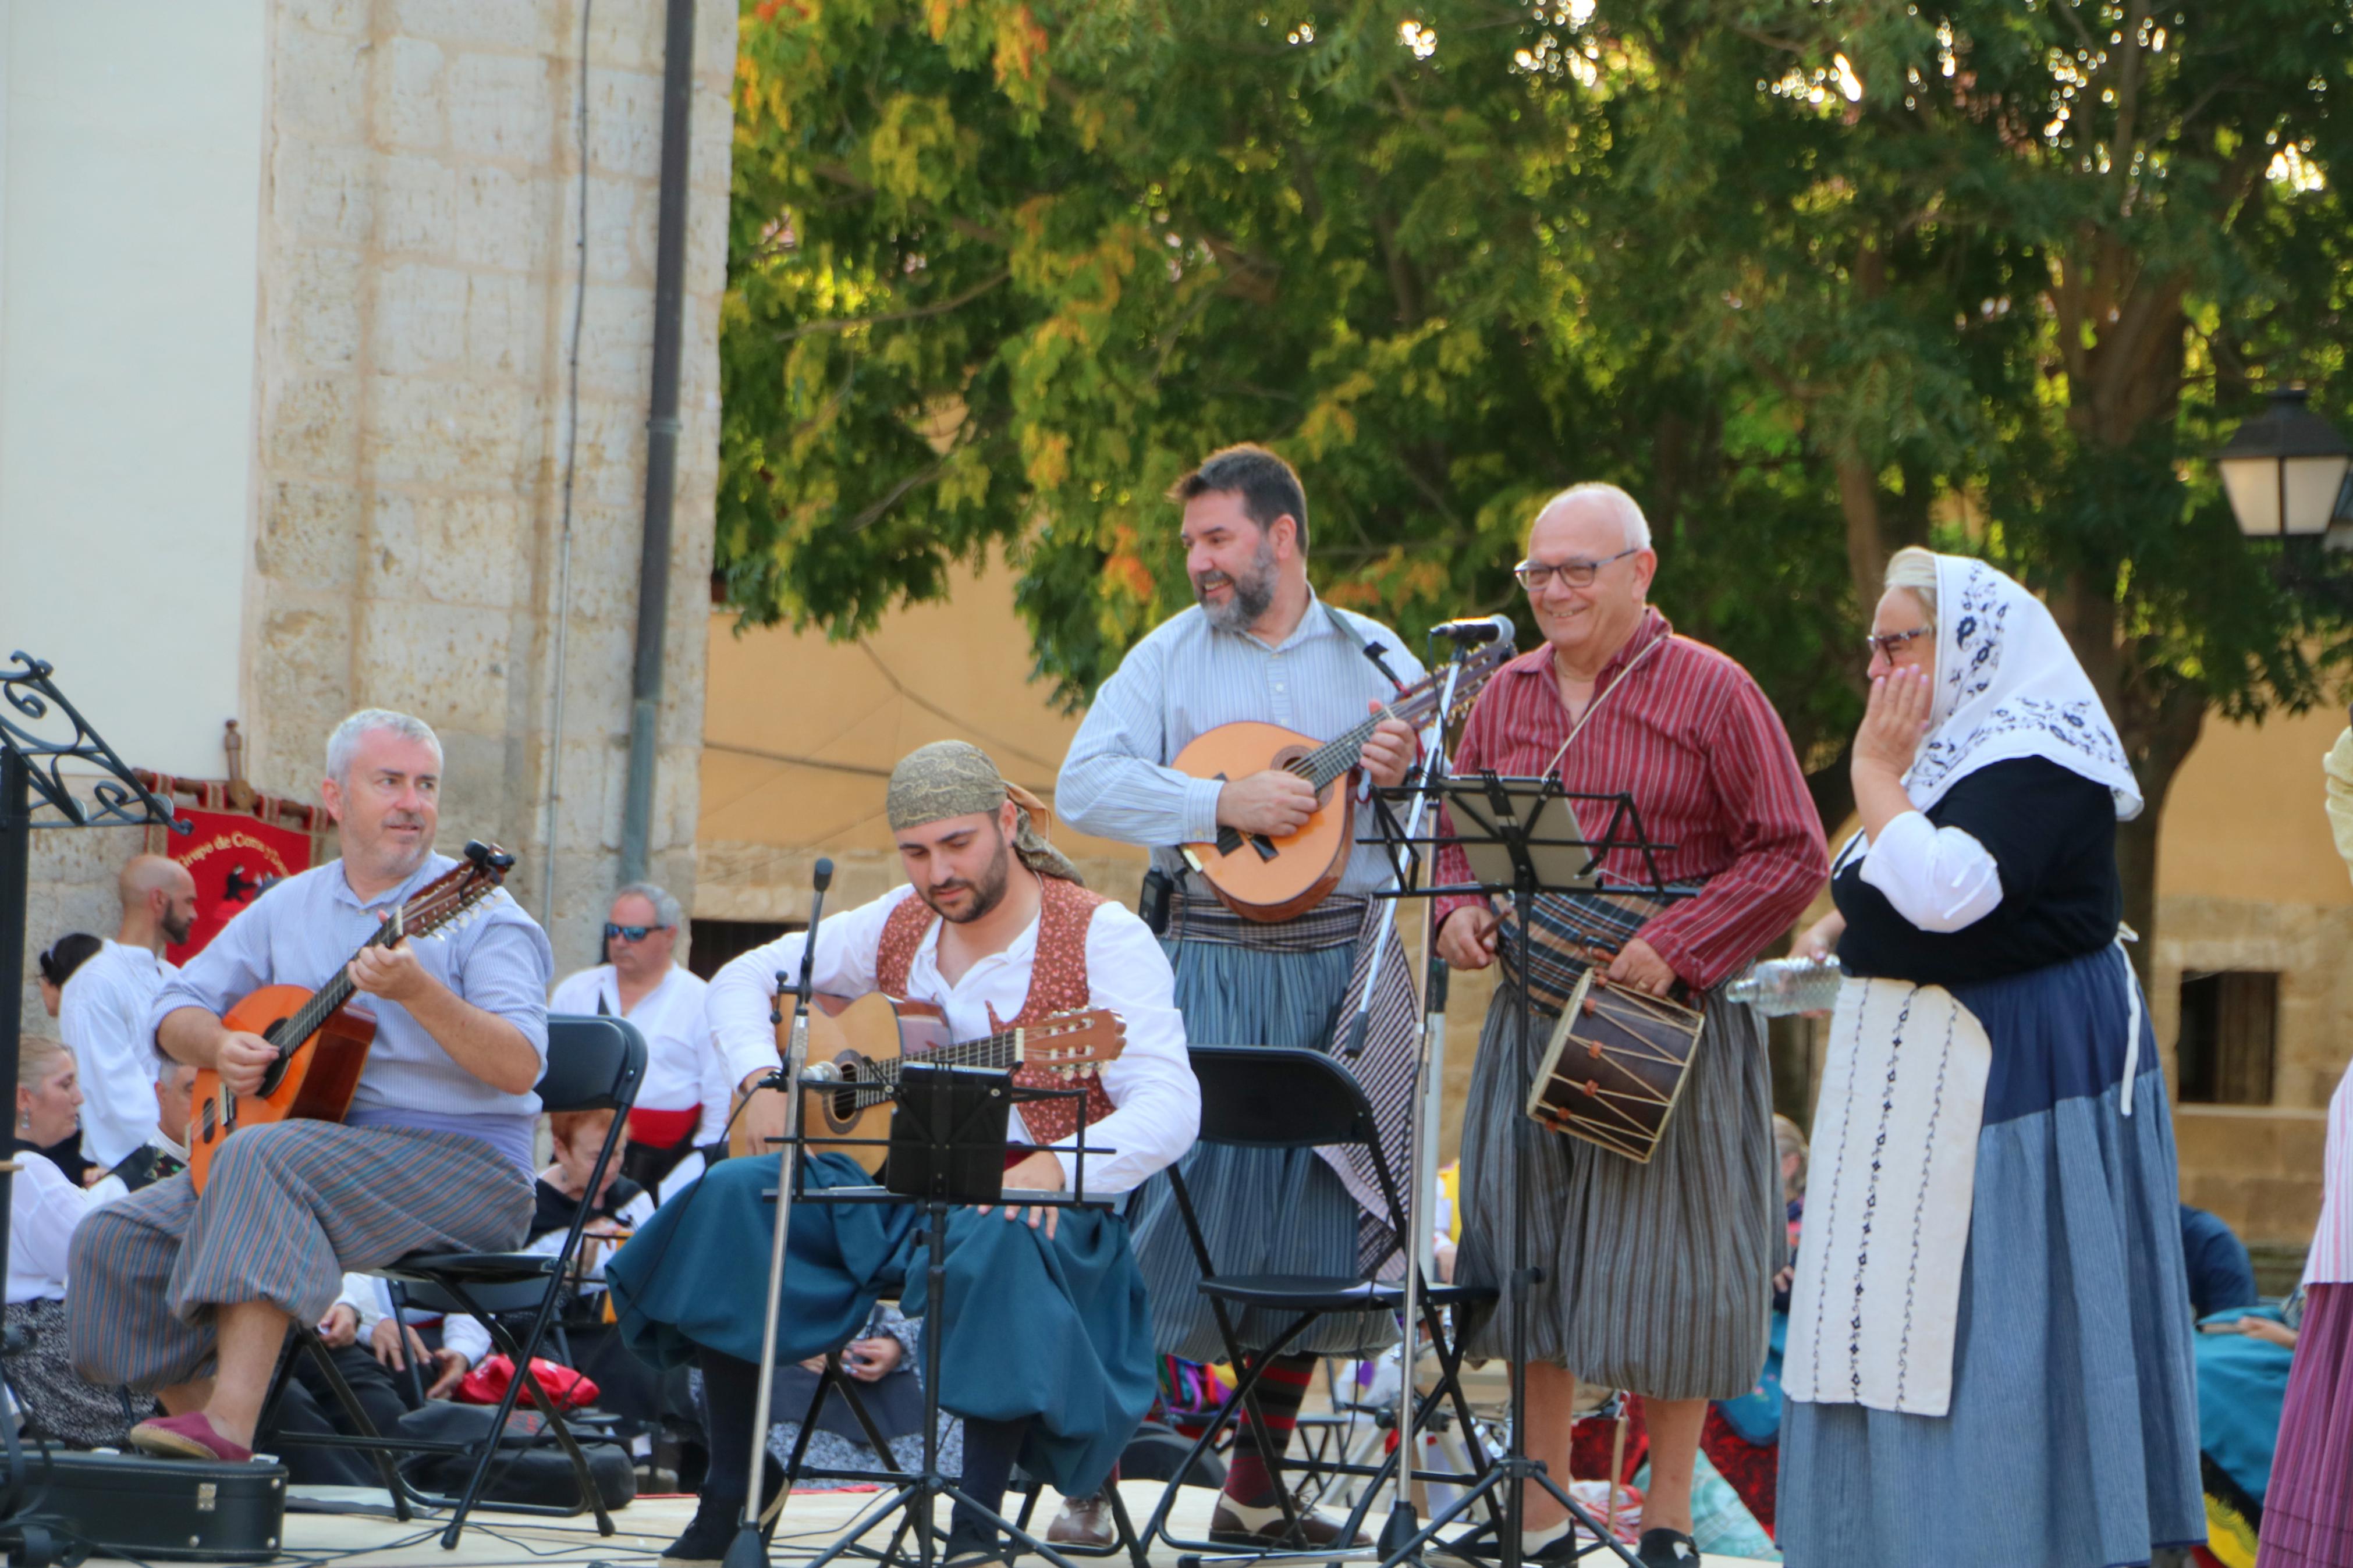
[705,884,1198,1196]
[339,1273,492,1368]
[58,938,176,1169]
[9,1151,94,1304]
[548,963,712,1119]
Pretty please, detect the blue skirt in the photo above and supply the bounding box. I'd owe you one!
[1777,946,2205,1567]
[1125,934,1397,1361]
[605,1154,1156,1495]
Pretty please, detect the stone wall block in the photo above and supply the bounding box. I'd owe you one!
[584,67,665,180]
[374,262,469,372]
[584,0,666,73]
[268,376,361,476]
[356,599,513,733]
[257,479,365,591]
[391,0,553,52]
[383,37,448,151]
[277,24,373,141]
[466,271,543,378]
[367,376,530,485]
[565,399,651,509]
[434,727,518,850]
[451,164,552,271]
[381,155,459,257]
[366,491,527,609]
[250,599,356,785]
[286,0,368,36]
[447,51,555,162]
[574,283,657,396]
[274,139,377,247]
[569,176,654,285]
[282,247,366,371]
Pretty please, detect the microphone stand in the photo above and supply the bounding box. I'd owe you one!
[723,856,834,1568]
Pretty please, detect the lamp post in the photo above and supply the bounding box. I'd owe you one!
[2214,385,2353,546]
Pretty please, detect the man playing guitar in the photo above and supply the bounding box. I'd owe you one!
[605,741,1197,1568]
[68,709,555,1463]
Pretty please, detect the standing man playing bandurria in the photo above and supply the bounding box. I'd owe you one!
[1435,485,1826,1568]
[1057,443,1424,1549]
[68,708,552,1464]
[61,854,198,1181]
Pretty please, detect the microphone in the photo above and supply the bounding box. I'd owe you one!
[1431,614,1515,646]
[800,1061,843,1085]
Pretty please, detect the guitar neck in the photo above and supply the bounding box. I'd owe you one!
[861,1025,1024,1082]
[276,925,396,1053]
[1289,688,1440,791]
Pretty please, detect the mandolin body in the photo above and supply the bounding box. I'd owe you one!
[1170,721,1354,923]
[187,984,378,1193]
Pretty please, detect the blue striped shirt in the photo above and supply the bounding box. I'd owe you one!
[1057,594,1426,897]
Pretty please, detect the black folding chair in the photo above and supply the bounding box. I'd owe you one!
[260,1013,645,1548]
[1139,1045,1499,1562]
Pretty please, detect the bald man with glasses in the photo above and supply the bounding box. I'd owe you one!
[1432,484,1826,1568]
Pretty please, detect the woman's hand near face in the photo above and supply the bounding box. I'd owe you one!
[1854,666,1932,778]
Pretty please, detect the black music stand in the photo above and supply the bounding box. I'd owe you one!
[750,1064,1121,1568]
[0,654,182,1567]
[1357,772,1691,1568]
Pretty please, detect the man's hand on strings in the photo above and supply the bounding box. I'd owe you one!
[1216,770,1319,837]
[1436,906,1499,971]
[349,912,439,1007]
[975,1150,1066,1240]
[1360,704,1418,790]
[211,1029,278,1096]
[1605,937,1677,997]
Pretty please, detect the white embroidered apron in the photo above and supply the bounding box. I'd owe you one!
[1783,977,1991,1417]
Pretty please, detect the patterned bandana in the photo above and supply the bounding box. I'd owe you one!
[1905,553,2144,821]
[883,741,1086,886]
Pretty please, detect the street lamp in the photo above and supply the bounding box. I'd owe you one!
[2214,385,2353,542]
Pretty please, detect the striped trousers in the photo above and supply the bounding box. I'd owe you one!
[68,1121,533,1391]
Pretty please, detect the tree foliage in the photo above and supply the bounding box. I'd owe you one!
[716,0,2353,952]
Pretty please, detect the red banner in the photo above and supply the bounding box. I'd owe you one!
[160,809,317,966]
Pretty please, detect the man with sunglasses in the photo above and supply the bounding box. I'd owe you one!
[1431,484,1826,1568]
[548,883,713,1194]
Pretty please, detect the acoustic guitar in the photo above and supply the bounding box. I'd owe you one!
[727,992,1127,1172]
[1169,639,1513,922]
[186,841,516,1194]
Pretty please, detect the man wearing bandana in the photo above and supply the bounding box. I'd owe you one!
[606,741,1198,1568]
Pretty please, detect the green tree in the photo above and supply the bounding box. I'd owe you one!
[715,0,2353,969]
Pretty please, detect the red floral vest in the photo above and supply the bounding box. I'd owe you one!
[872,877,1115,1146]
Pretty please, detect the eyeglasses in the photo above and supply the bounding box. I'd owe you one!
[1865,627,1931,660]
[1513,545,1642,592]
[604,923,669,943]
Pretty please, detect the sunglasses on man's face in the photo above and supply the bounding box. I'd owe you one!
[605,923,668,943]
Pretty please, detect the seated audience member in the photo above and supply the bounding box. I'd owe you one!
[6,1037,137,1446]
[2191,1296,2302,1566]
[88,1061,199,1203]
[2180,1204,2259,1319]
[529,1111,675,1434]
[33,935,104,1186]
[548,884,714,1196]
[260,1274,488,1485]
[36,934,103,1021]
[763,1302,951,1490]
[60,855,197,1180]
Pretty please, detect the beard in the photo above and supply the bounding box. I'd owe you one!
[162,907,195,945]
[1193,533,1279,634]
[918,835,1016,926]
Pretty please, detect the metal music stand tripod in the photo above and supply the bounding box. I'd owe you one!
[1358,773,1691,1568]
[741,1061,1119,1568]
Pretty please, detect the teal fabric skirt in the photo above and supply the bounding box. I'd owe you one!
[605,1153,1156,1494]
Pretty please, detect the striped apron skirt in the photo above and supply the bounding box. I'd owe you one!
[67,1121,533,1391]
[606,1151,1155,1496]
[1454,975,1779,1401]
[1777,945,2204,1568]
[1124,890,1416,1364]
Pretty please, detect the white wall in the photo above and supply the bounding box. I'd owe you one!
[0,2,265,778]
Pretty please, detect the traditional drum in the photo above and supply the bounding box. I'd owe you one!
[1524,968,1705,1163]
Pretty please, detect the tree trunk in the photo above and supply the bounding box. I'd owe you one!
[2113,682,2206,993]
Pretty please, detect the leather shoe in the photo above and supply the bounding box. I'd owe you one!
[1046,1490,1117,1550]
[1634,1527,1700,1566]
[1208,1496,1370,1549]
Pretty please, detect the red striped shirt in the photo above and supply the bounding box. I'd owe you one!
[1434,609,1828,990]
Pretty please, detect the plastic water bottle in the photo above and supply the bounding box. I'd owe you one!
[1726,957,1844,1016]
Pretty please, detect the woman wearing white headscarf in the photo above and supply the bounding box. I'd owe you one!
[1773,549,2202,1567]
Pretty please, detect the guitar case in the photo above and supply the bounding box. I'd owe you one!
[21,1449,288,1561]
